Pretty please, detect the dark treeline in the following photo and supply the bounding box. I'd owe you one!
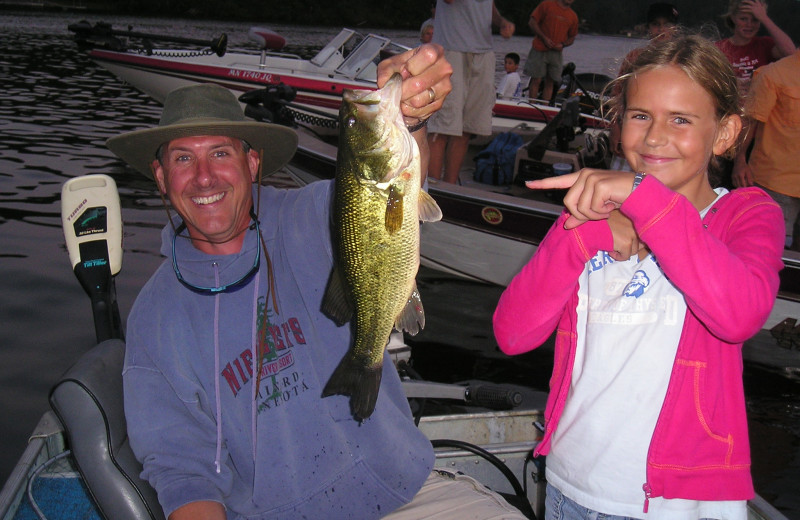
[88,0,800,42]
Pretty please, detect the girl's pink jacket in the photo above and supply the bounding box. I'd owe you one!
[493,176,784,503]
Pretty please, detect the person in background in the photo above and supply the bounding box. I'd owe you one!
[494,35,783,519]
[609,2,679,171]
[107,44,529,520]
[496,52,522,99]
[524,0,578,104]
[420,2,436,44]
[715,0,795,97]
[618,2,679,77]
[732,49,800,250]
[420,20,435,44]
[428,0,515,184]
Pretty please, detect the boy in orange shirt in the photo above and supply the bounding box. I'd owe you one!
[524,0,578,103]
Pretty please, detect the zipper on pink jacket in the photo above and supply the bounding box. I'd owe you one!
[642,483,652,513]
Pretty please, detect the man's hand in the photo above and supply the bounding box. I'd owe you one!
[499,19,516,39]
[376,44,452,127]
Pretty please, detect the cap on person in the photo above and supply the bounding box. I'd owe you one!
[106,83,298,179]
[647,2,679,24]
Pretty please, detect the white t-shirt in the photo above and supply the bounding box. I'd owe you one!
[546,189,746,519]
[497,71,522,99]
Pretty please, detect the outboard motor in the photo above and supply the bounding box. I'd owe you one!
[61,174,124,343]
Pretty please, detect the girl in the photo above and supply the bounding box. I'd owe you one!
[715,0,795,96]
[493,35,784,519]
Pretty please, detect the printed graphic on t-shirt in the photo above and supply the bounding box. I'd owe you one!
[219,295,310,412]
[581,252,682,327]
[732,56,757,80]
[622,270,649,298]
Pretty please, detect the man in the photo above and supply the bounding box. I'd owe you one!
[107,46,527,520]
[732,49,800,249]
[524,0,578,104]
[428,0,515,184]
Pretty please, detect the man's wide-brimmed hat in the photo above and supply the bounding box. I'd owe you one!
[106,83,298,179]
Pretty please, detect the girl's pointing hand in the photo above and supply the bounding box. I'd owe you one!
[527,169,637,229]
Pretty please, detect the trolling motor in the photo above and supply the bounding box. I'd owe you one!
[240,86,340,131]
[240,84,298,127]
[67,20,227,57]
[61,174,124,343]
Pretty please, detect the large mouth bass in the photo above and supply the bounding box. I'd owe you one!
[322,73,442,421]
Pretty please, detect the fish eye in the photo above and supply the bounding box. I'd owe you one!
[347,117,357,128]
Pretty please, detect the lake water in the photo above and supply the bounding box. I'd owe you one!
[0,10,798,518]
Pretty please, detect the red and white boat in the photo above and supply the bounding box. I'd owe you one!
[68,21,610,139]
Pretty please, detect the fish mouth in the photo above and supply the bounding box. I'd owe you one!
[343,73,403,122]
[340,73,415,183]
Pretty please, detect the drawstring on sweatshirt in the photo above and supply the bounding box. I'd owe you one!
[213,263,222,474]
[250,270,261,458]
[209,230,274,473]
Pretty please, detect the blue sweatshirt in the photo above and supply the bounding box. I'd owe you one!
[123,181,434,519]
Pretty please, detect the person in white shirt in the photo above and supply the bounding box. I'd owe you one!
[497,52,522,99]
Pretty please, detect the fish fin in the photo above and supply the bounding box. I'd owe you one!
[394,282,425,336]
[418,190,443,223]
[385,184,404,234]
[321,267,353,326]
[322,356,383,421]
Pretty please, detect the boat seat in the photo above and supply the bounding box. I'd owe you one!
[49,339,165,520]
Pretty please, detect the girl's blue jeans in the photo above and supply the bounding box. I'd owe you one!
[545,484,639,520]
[545,484,719,520]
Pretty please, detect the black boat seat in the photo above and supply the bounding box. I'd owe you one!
[49,339,165,520]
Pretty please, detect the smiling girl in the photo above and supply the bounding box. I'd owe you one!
[493,35,784,519]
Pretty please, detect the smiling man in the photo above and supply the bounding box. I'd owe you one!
[105,46,528,520]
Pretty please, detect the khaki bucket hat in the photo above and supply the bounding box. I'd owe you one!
[106,83,298,179]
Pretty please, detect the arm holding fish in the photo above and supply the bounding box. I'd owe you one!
[376,43,452,184]
[376,43,452,131]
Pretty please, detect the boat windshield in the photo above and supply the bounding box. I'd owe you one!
[335,34,392,80]
[310,29,410,81]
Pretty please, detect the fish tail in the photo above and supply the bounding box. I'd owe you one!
[322,357,383,421]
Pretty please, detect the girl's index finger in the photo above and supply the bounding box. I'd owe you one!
[525,172,579,190]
